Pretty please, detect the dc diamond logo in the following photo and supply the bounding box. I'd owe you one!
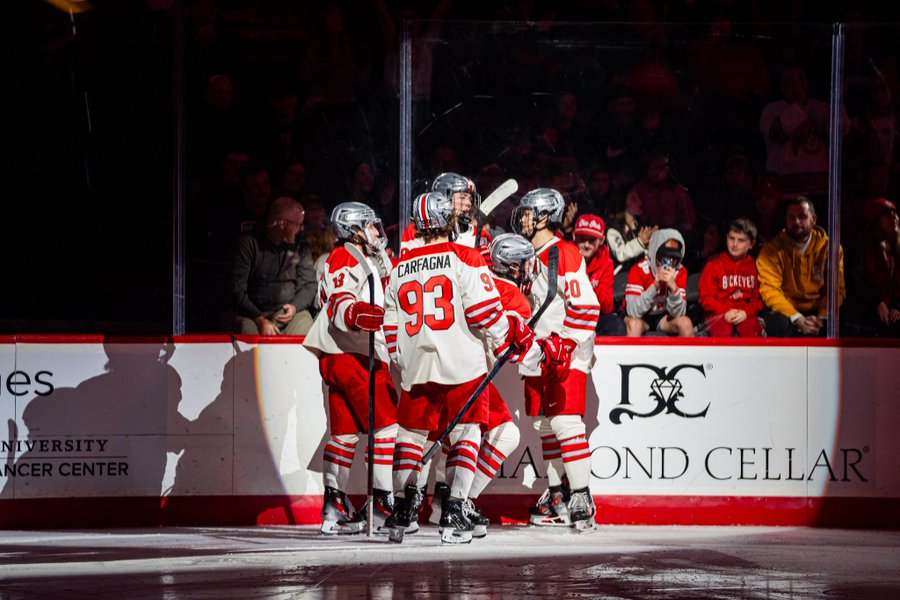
[610,364,710,424]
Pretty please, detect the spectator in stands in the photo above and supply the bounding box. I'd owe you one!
[573,214,625,335]
[188,73,248,181]
[624,229,693,337]
[347,160,378,205]
[749,177,783,251]
[626,150,697,232]
[237,161,273,234]
[861,197,900,336]
[587,85,640,176]
[683,218,724,275]
[224,197,317,335]
[759,63,840,198]
[583,162,616,217]
[698,218,763,337]
[277,158,309,200]
[301,195,329,230]
[703,151,757,227]
[250,81,304,179]
[606,191,656,272]
[757,196,845,337]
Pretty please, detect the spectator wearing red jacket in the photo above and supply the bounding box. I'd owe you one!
[698,218,763,337]
[573,214,626,335]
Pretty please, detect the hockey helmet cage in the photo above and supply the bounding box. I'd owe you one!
[431,172,479,227]
[330,201,387,253]
[489,232,538,287]
[511,188,565,237]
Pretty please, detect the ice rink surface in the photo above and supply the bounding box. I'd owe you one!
[1,524,899,599]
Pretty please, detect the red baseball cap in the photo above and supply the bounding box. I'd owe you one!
[864,197,897,228]
[574,214,606,238]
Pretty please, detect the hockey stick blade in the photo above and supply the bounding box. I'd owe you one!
[479,178,518,219]
[474,178,518,247]
[421,245,559,465]
[343,242,378,537]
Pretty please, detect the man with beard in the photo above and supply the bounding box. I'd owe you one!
[757,196,845,336]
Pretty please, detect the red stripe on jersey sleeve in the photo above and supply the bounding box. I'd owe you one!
[326,291,354,320]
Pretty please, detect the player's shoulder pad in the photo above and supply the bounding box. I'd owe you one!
[451,242,489,268]
[540,239,582,273]
[400,222,417,242]
[325,245,359,273]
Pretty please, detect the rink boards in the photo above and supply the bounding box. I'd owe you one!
[0,335,898,528]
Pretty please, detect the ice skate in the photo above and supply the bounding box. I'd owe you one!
[462,498,489,538]
[528,486,570,527]
[567,487,599,532]
[439,498,474,544]
[404,486,425,534]
[381,484,424,542]
[320,487,365,535]
[428,482,451,526]
[361,489,393,532]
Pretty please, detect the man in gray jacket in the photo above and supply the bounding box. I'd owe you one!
[226,196,317,335]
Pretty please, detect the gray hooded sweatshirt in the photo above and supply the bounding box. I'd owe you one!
[625,228,687,318]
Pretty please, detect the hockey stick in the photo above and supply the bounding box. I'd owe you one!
[474,178,518,247]
[422,244,559,465]
[344,242,378,537]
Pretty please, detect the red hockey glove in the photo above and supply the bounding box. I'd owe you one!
[504,314,535,361]
[344,301,385,332]
[537,334,577,383]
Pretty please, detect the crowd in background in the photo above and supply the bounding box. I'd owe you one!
[6,0,900,336]
[179,0,900,337]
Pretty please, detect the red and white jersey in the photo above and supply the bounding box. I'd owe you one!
[624,257,688,317]
[519,237,600,376]
[399,222,491,257]
[303,243,388,360]
[481,276,533,367]
[383,241,510,391]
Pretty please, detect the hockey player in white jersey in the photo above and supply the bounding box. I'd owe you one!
[511,188,602,531]
[383,191,535,544]
[425,233,538,536]
[302,202,398,535]
[399,172,491,257]
[399,173,491,527]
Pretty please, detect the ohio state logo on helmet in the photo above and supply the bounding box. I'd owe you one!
[412,191,455,232]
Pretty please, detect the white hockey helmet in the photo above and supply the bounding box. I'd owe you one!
[489,232,539,289]
[330,201,387,253]
[431,172,479,227]
[411,191,457,237]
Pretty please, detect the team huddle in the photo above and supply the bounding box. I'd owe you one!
[303,174,601,544]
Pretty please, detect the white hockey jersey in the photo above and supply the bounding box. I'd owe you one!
[519,237,601,376]
[399,222,490,257]
[383,241,510,390]
[303,243,389,361]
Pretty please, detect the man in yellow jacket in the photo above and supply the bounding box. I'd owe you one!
[757,196,845,336]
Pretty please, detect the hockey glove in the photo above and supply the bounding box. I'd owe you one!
[344,301,385,332]
[504,314,535,362]
[537,334,577,383]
